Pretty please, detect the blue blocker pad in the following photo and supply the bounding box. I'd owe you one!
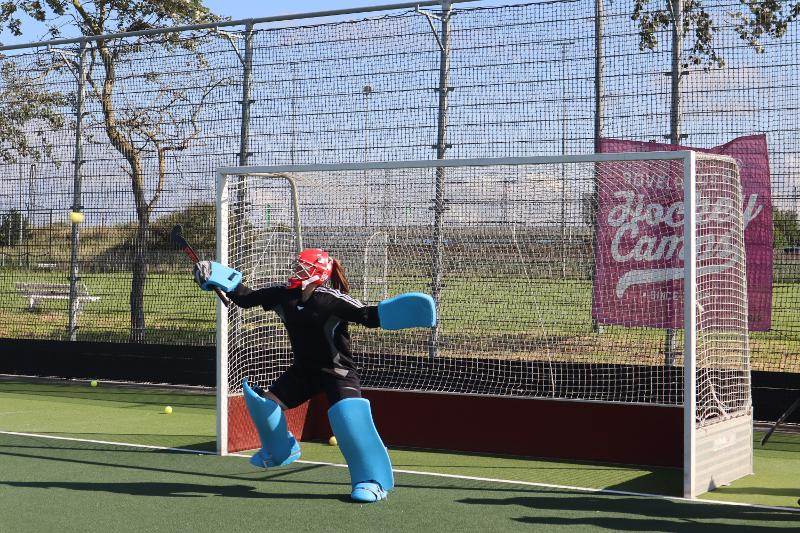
[328,398,394,502]
[201,262,242,293]
[242,378,301,468]
[378,292,436,330]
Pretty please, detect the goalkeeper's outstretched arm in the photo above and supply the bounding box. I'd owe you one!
[325,288,436,330]
[226,283,282,310]
[325,290,380,328]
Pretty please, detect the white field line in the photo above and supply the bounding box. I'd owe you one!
[1,429,798,514]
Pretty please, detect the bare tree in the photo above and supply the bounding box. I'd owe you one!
[0,1,225,342]
[0,60,66,163]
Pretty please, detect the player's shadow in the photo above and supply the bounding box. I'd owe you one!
[457,493,800,531]
[0,446,344,487]
[511,515,796,532]
[700,486,800,498]
[603,469,681,496]
[0,480,350,502]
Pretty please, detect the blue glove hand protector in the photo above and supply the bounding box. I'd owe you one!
[377,292,436,330]
[200,261,242,293]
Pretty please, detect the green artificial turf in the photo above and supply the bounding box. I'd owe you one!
[1,432,799,533]
[698,431,800,509]
[0,379,216,450]
[2,378,799,513]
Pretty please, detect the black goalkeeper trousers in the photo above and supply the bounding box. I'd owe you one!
[265,363,362,409]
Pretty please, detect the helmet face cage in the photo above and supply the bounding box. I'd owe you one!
[293,258,315,279]
[287,249,332,289]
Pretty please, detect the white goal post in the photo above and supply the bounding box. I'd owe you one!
[215,152,752,499]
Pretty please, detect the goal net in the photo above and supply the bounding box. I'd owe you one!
[215,153,751,498]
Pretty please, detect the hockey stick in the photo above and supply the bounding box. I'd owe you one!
[170,224,231,307]
[760,396,800,446]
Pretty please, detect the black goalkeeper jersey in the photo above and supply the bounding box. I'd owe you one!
[227,284,380,371]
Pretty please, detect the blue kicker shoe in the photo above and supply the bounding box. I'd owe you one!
[249,438,301,469]
[351,481,389,502]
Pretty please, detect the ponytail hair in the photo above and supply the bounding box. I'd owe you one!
[330,258,350,294]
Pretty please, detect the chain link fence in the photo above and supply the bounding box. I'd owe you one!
[0,0,798,373]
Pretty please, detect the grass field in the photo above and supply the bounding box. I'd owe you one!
[0,270,215,344]
[2,268,799,372]
[0,378,799,532]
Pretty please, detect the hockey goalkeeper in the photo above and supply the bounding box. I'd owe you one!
[193,248,435,503]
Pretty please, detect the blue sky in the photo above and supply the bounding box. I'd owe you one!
[204,0,407,20]
[0,0,499,46]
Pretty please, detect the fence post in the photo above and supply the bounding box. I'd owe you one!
[237,21,254,259]
[239,21,254,169]
[226,21,255,345]
[594,0,604,154]
[215,21,256,276]
[429,0,452,360]
[591,0,605,334]
[669,0,684,147]
[67,39,87,341]
[665,0,684,365]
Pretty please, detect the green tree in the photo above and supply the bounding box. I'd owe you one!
[773,209,800,249]
[632,0,800,67]
[151,203,215,252]
[0,1,225,342]
[0,209,30,246]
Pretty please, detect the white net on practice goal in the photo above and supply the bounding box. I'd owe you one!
[693,156,751,428]
[222,174,299,398]
[217,154,752,494]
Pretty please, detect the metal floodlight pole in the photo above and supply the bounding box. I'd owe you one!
[429,0,452,360]
[290,60,298,166]
[26,164,35,268]
[17,163,23,266]
[552,40,574,280]
[363,85,372,227]
[67,40,87,342]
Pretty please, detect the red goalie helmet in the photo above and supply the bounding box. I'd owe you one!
[287,248,333,290]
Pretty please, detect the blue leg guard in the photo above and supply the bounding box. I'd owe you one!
[328,398,394,503]
[242,378,301,468]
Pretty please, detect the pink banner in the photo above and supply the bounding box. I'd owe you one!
[594,135,773,331]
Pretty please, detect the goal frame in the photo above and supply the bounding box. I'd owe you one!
[214,152,752,499]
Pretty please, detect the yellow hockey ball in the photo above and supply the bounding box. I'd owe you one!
[69,211,85,224]
[90,380,98,387]
[328,436,337,446]
[164,406,173,415]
